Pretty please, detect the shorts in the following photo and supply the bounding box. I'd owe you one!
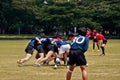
[46,44,58,54]
[103,40,107,44]
[59,44,71,54]
[68,49,87,66]
[35,44,44,53]
[25,45,34,55]
[93,39,98,42]
[25,44,44,55]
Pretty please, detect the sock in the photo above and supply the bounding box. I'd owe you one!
[101,47,105,55]
[97,44,100,50]
[93,43,95,50]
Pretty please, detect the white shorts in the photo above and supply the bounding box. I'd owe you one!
[59,44,71,54]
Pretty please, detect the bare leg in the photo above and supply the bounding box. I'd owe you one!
[66,65,74,80]
[39,51,54,63]
[17,53,32,64]
[63,52,69,65]
[35,53,44,64]
[80,65,88,80]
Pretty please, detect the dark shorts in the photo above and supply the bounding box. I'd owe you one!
[25,45,34,54]
[93,39,98,42]
[103,40,107,44]
[25,44,44,55]
[36,44,44,53]
[68,49,87,66]
[45,44,58,54]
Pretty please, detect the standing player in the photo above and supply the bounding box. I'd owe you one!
[66,27,89,80]
[17,37,44,66]
[96,32,107,56]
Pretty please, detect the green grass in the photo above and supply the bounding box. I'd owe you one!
[0,39,120,80]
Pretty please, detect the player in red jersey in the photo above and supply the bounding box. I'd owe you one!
[86,29,91,38]
[96,32,107,56]
[69,34,75,41]
[91,29,100,51]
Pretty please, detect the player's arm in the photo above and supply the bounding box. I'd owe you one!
[35,37,42,44]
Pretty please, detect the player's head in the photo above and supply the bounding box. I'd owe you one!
[78,27,87,36]
[93,29,96,32]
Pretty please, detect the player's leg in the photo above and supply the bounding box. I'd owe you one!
[17,45,34,64]
[80,65,88,80]
[40,50,54,63]
[63,52,69,65]
[76,50,88,80]
[54,47,63,67]
[66,49,75,80]
[100,40,107,56]
[46,53,57,65]
[66,65,75,80]
[35,53,44,66]
[63,44,70,65]
[59,44,70,65]
[17,53,32,64]
[100,43,105,56]
[93,40,95,50]
[96,41,100,51]
[35,44,57,66]
[35,44,44,66]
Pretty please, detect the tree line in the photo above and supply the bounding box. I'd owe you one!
[0,0,120,36]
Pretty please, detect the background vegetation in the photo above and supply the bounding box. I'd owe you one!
[0,39,120,80]
[0,0,120,37]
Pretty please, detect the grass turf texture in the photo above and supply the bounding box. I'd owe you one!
[0,39,120,80]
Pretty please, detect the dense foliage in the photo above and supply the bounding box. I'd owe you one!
[0,0,120,36]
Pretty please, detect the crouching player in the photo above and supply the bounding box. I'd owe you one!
[17,37,44,66]
[52,39,71,68]
[66,27,89,80]
[96,32,107,56]
[34,37,58,67]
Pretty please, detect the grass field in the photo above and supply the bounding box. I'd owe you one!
[0,39,120,80]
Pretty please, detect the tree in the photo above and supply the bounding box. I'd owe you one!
[0,0,119,36]
[0,0,12,34]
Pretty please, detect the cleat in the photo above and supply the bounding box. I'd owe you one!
[54,65,57,69]
[99,54,105,56]
[17,60,24,67]
[34,63,41,67]
[97,50,100,51]
[86,63,88,67]
[17,60,21,64]
[66,65,69,69]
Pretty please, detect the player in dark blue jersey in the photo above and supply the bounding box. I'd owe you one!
[34,37,59,67]
[66,27,89,80]
[17,37,44,66]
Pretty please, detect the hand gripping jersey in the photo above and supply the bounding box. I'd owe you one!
[71,35,89,52]
[29,37,40,48]
[51,39,62,48]
[52,39,70,48]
